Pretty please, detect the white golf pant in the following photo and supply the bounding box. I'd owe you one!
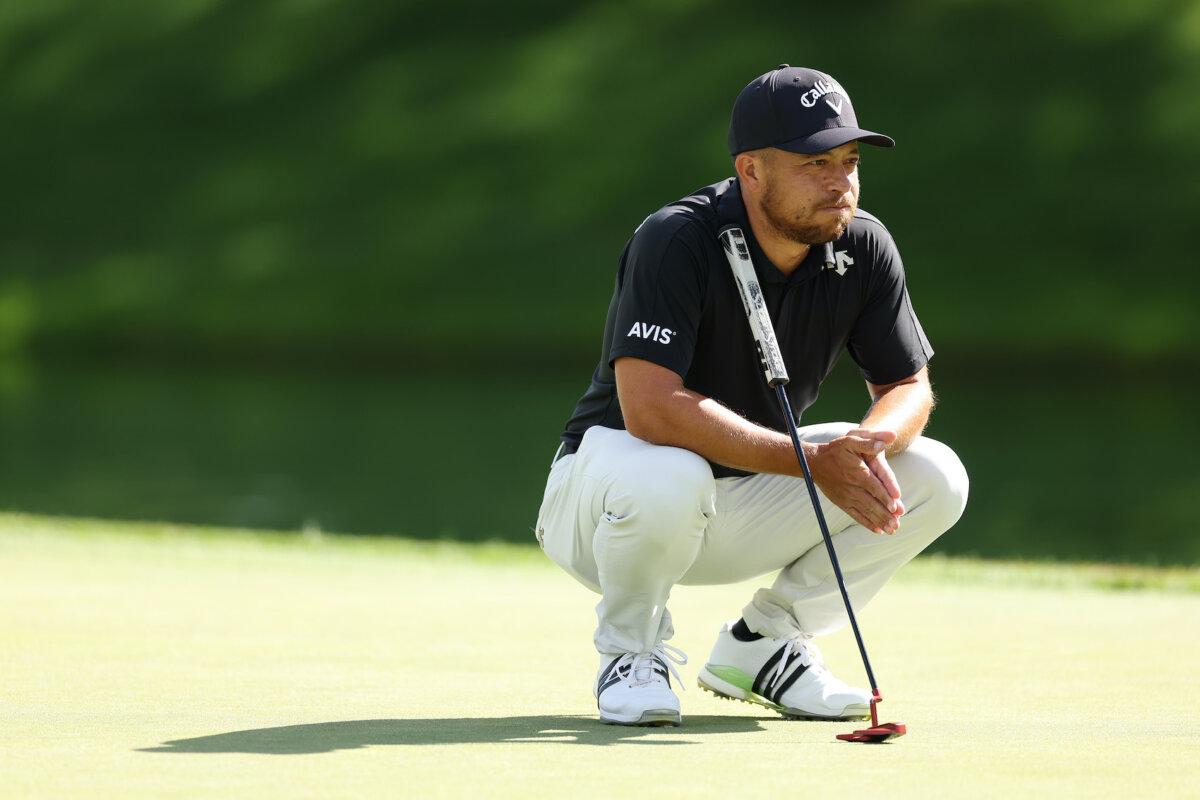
[535,423,969,656]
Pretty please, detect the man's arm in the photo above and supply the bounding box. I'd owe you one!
[860,366,934,455]
[840,366,934,526]
[615,356,902,534]
[616,356,812,476]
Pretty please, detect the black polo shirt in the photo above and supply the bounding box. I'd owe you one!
[559,177,932,478]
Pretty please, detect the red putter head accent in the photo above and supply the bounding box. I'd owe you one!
[836,689,907,744]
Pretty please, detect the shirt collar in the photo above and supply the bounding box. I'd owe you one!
[717,177,838,285]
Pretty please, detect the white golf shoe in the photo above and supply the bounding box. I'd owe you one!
[595,643,687,726]
[698,622,871,720]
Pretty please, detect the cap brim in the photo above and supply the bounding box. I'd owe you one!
[775,127,895,154]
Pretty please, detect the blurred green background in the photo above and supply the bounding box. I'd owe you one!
[1,0,1197,563]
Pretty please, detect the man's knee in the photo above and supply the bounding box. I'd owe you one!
[604,440,716,533]
[897,436,969,531]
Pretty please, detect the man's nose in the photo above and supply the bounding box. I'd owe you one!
[827,166,853,194]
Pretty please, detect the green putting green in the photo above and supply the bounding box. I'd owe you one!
[2,513,1197,798]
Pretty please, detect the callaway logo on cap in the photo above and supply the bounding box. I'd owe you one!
[727,64,895,156]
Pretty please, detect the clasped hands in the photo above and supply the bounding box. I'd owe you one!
[809,427,904,535]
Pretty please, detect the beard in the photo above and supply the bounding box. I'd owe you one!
[758,178,856,245]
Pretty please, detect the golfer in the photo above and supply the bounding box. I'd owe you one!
[534,65,968,727]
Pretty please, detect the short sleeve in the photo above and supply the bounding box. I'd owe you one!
[847,226,934,385]
[607,216,706,378]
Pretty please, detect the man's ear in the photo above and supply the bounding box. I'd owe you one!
[735,151,766,190]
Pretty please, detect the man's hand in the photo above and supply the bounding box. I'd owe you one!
[809,428,904,534]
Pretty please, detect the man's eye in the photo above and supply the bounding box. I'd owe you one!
[807,160,827,167]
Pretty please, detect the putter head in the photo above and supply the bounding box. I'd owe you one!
[835,689,906,743]
[836,722,906,743]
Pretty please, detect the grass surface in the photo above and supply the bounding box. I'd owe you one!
[2,513,1198,798]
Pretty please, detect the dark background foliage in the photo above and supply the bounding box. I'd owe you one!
[2,0,1196,562]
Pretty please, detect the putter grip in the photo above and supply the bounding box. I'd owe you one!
[719,226,789,387]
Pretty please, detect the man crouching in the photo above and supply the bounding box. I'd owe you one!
[535,65,968,726]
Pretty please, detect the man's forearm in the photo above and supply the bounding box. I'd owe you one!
[859,381,933,454]
[628,385,810,476]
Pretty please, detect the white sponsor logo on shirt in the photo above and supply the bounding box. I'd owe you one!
[627,322,675,345]
[825,250,854,276]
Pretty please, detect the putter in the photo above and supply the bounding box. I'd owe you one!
[720,225,906,744]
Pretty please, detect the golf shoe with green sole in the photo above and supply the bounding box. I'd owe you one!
[698,622,871,720]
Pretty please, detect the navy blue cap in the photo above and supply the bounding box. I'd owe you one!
[728,65,895,156]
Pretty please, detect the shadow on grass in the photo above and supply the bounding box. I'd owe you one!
[137,714,778,753]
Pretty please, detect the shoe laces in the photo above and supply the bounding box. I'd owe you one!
[767,634,826,691]
[613,643,688,690]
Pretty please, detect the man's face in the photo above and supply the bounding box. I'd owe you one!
[755,142,861,245]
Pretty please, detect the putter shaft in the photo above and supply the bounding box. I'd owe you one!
[773,383,880,694]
